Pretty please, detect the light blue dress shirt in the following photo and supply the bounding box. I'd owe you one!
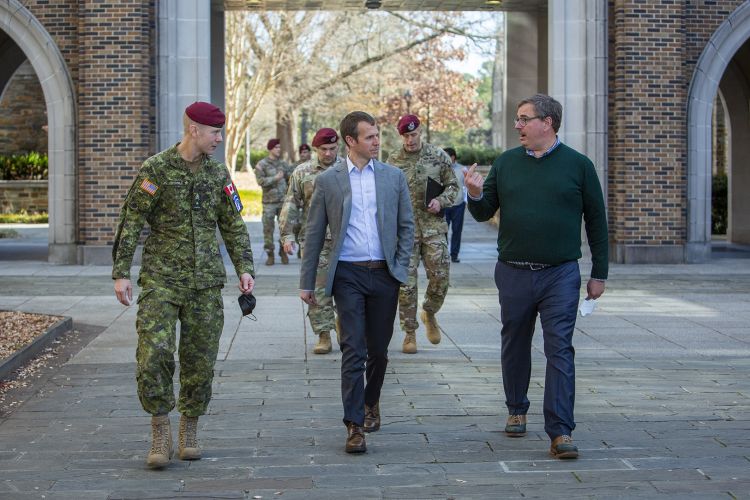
[339,156,385,262]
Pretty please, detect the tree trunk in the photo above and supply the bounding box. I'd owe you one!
[276,106,296,162]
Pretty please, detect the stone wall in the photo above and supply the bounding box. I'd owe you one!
[0,61,47,155]
[0,180,47,214]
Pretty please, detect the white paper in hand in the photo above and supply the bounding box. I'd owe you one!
[579,298,597,317]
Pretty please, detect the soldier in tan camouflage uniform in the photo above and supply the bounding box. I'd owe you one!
[254,139,293,265]
[112,102,255,469]
[280,128,341,354]
[387,114,459,354]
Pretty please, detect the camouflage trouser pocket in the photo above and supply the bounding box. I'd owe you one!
[136,288,155,304]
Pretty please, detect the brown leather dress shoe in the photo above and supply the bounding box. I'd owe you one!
[505,414,527,437]
[549,434,578,459]
[345,422,366,453]
[363,403,380,433]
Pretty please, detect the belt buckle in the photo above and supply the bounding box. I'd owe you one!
[529,263,546,271]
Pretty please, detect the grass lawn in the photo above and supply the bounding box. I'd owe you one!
[238,189,262,218]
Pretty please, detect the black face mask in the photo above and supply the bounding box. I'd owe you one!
[238,293,257,319]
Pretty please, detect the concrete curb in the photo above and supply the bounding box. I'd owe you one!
[0,314,72,380]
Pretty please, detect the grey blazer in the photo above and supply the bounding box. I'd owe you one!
[300,159,414,296]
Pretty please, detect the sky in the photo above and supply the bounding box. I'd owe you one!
[443,11,502,77]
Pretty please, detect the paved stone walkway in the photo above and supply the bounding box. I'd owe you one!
[1,219,749,499]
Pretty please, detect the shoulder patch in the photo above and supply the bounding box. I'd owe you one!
[139,178,159,196]
[224,182,243,213]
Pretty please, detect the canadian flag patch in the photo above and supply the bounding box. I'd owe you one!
[224,182,243,212]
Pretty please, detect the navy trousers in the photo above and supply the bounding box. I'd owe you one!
[444,202,465,259]
[494,260,581,439]
[332,261,400,426]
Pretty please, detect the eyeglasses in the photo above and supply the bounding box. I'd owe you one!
[514,116,544,127]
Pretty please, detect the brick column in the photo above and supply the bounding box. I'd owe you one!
[609,0,687,263]
[77,0,155,264]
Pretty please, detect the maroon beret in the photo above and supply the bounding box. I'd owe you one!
[312,128,339,147]
[267,138,281,150]
[397,114,420,135]
[185,101,225,127]
[298,143,311,153]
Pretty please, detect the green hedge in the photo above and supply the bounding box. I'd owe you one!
[0,211,48,224]
[712,173,727,235]
[0,152,48,180]
[455,146,502,166]
[236,148,269,170]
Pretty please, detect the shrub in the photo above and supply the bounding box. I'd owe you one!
[455,146,503,167]
[712,173,727,235]
[0,211,48,223]
[236,148,269,171]
[0,152,48,180]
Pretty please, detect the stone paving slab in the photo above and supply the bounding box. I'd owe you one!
[2,218,750,498]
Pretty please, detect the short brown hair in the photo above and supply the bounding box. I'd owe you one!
[517,94,563,132]
[340,111,376,145]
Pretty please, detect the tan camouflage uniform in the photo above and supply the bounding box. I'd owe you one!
[387,142,459,332]
[254,156,293,253]
[112,144,254,417]
[279,155,339,335]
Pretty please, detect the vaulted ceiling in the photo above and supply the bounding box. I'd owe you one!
[222,0,546,12]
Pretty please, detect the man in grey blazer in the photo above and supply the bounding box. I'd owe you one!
[300,111,414,453]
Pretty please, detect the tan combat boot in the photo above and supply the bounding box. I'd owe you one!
[279,246,289,265]
[421,310,441,345]
[265,251,274,266]
[146,414,173,469]
[402,331,417,354]
[177,415,201,460]
[314,332,332,354]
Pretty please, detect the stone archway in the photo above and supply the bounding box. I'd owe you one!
[687,2,750,262]
[0,0,77,264]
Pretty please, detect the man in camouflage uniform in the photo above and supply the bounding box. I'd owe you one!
[279,128,341,354]
[387,114,459,354]
[296,143,312,165]
[254,139,293,265]
[290,143,312,257]
[112,102,255,469]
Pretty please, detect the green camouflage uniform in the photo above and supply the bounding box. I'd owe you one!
[254,156,293,253]
[387,142,459,332]
[112,144,254,417]
[279,155,339,334]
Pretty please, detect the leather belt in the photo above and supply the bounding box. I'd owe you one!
[347,260,387,269]
[502,261,552,271]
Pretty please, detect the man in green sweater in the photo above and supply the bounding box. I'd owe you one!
[465,94,608,460]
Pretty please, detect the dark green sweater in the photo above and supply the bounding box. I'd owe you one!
[467,143,609,279]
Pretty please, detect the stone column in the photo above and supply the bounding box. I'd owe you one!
[157,0,212,150]
[210,5,225,163]
[503,10,545,150]
[547,0,608,191]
